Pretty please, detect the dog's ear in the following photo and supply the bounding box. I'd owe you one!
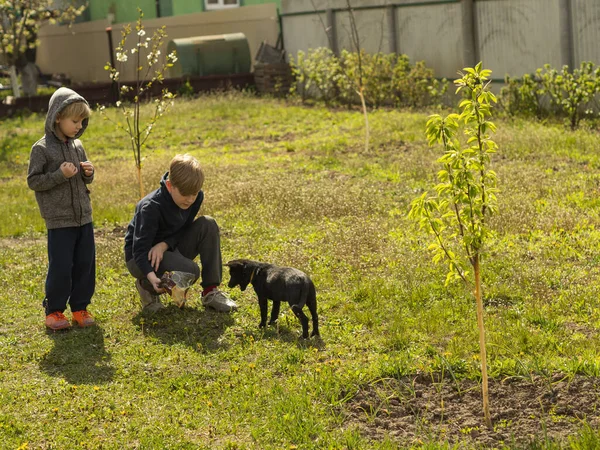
[226,260,243,269]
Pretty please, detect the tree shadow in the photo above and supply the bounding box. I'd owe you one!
[131,304,235,352]
[39,325,115,385]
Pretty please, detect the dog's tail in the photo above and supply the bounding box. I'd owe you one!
[292,276,312,313]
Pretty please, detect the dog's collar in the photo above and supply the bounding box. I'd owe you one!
[249,268,256,283]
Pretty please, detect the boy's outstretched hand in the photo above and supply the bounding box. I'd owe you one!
[80,160,94,176]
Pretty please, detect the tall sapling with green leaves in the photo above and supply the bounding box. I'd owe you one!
[408,63,498,429]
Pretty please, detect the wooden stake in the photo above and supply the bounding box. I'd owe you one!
[474,254,492,429]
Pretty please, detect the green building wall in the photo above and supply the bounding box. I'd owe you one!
[88,0,280,24]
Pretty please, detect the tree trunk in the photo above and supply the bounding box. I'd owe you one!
[21,62,39,97]
[8,65,21,99]
[474,254,492,429]
[136,164,144,200]
[358,88,369,152]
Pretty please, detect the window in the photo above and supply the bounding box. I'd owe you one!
[205,0,240,10]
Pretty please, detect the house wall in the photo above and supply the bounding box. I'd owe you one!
[37,3,279,83]
[89,0,158,24]
[86,0,281,23]
[281,0,600,81]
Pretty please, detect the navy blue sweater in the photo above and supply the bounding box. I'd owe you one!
[124,172,204,276]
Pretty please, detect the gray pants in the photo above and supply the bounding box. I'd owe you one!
[126,216,222,289]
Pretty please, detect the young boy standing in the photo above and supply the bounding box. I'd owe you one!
[124,154,237,313]
[27,87,96,330]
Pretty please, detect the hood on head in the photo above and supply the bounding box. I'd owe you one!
[45,87,89,140]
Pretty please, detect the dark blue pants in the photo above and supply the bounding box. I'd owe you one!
[44,223,95,315]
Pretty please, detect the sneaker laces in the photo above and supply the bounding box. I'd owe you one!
[48,311,67,320]
[76,310,92,320]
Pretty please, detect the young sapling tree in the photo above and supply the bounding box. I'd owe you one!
[408,62,498,429]
[100,8,177,199]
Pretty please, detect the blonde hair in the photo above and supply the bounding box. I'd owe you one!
[169,154,204,195]
[57,101,91,120]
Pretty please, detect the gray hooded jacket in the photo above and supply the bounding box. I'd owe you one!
[27,87,94,229]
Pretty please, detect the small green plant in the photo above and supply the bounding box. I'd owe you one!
[177,79,194,98]
[100,7,177,199]
[409,62,498,429]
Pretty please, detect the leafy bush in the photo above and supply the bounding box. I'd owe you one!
[393,59,447,108]
[289,48,446,109]
[500,62,600,129]
[500,71,546,119]
[550,62,600,129]
[289,48,339,105]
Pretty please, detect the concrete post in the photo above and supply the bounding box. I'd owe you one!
[386,5,398,54]
[461,0,478,67]
[559,0,574,68]
[326,8,339,55]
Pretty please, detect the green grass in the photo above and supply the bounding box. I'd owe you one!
[1,93,600,448]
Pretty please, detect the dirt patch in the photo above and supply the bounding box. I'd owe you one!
[344,373,600,447]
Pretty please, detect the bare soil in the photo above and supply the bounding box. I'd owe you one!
[344,373,600,448]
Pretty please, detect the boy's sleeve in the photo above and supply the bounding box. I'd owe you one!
[132,203,160,276]
[78,143,94,184]
[27,145,67,191]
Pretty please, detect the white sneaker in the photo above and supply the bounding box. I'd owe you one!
[201,289,238,312]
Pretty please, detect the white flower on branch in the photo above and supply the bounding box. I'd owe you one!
[137,29,146,37]
[116,52,127,62]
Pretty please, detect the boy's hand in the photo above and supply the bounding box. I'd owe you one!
[80,161,94,176]
[147,272,165,293]
[60,162,78,178]
[148,242,169,271]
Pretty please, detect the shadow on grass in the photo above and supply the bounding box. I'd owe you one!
[39,325,115,385]
[131,304,235,352]
[244,315,326,350]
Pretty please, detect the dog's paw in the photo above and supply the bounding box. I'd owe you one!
[268,319,278,326]
[258,322,267,329]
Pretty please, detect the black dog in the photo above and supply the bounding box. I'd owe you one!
[226,259,319,339]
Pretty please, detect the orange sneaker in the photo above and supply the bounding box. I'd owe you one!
[72,310,95,328]
[45,311,71,330]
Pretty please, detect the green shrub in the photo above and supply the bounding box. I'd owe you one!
[500,62,600,129]
[289,48,340,105]
[500,71,546,119]
[289,47,446,109]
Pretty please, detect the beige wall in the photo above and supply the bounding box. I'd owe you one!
[37,3,279,83]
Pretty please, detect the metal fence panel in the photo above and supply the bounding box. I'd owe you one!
[394,3,464,79]
[476,0,563,78]
[282,13,332,61]
[335,8,395,54]
[572,0,600,65]
[280,0,597,82]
